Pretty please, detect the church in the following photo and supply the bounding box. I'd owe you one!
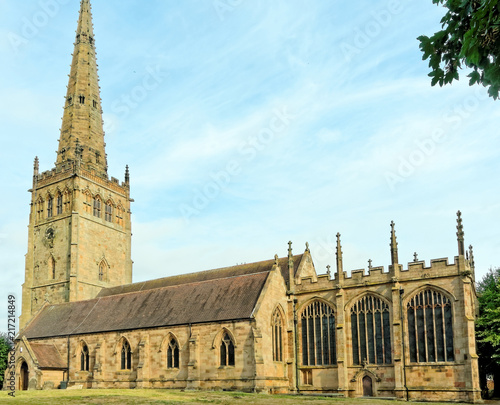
[9,0,481,402]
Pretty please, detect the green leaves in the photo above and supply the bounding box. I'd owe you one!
[418,0,500,99]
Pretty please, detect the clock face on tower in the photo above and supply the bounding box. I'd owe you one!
[45,227,55,248]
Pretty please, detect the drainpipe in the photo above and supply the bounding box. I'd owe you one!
[66,335,70,385]
[293,298,300,394]
[399,288,408,401]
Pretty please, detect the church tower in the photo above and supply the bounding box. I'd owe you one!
[20,0,133,329]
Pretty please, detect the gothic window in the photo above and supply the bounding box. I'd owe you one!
[351,295,392,365]
[80,344,90,371]
[98,260,107,282]
[93,196,101,218]
[301,301,336,366]
[220,332,235,367]
[116,205,125,227]
[121,339,132,370]
[79,95,85,104]
[84,191,92,214]
[407,289,454,363]
[56,193,63,215]
[272,308,284,362]
[49,256,56,280]
[67,96,72,105]
[105,202,113,222]
[36,198,44,221]
[63,190,71,212]
[167,338,180,369]
[93,100,97,108]
[47,196,53,218]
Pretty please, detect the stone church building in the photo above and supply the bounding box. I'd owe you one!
[9,0,481,402]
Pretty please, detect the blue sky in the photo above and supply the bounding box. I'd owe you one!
[0,0,499,329]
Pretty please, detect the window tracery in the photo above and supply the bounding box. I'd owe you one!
[351,295,392,365]
[301,300,336,366]
[407,289,454,363]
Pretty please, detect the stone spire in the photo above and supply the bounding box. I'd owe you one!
[390,221,399,266]
[456,210,465,256]
[56,0,107,176]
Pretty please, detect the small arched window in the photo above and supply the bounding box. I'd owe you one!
[351,295,392,365]
[56,193,63,215]
[407,289,454,363]
[301,301,336,366]
[79,95,85,104]
[98,261,107,282]
[272,308,283,362]
[220,332,235,367]
[167,338,179,369]
[93,196,101,218]
[49,256,56,280]
[80,344,90,371]
[105,202,113,222]
[47,195,53,218]
[121,340,131,370]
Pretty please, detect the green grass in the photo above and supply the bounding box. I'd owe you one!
[0,389,462,405]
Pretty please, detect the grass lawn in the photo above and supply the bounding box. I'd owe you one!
[0,389,460,405]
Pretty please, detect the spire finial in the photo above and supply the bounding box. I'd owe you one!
[326,265,331,278]
[390,221,399,266]
[274,254,279,266]
[336,233,343,277]
[125,165,130,184]
[288,241,293,258]
[456,210,465,256]
[34,157,39,175]
[305,242,310,252]
[468,245,475,269]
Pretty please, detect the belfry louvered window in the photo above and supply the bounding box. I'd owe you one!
[56,193,63,215]
[351,295,392,365]
[301,301,336,366]
[47,196,53,218]
[407,289,454,363]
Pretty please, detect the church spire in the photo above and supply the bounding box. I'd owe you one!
[56,0,107,176]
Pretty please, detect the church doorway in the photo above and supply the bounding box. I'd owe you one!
[363,375,373,397]
[20,361,29,391]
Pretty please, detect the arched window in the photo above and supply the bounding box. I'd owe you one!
[407,289,454,363]
[98,261,107,282]
[93,196,101,217]
[49,256,56,280]
[351,295,392,365]
[121,340,132,370]
[80,344,90,371]
[56,193,63,215]
[47,195,53,218]
[105,202,113,222]
[167,338,179,369]
[301,301,336,366]
[272,308,283,362]
[220,332,235,367]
